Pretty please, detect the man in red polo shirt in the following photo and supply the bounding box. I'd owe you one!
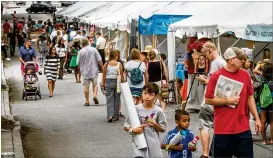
[205,47,261,158]
[2,20,10,39]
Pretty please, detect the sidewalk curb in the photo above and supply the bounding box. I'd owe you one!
[1,62,25,158]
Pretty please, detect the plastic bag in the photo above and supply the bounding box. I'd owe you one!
[260,83,273,108]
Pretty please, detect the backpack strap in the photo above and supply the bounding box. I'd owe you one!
[137,62,142,68]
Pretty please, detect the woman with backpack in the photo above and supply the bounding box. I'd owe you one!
[254,60,273,145]
[101,50,125,122]
[147,49,169,111]
[125,48,147,105]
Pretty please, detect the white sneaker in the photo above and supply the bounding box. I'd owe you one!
[5,58,11,61]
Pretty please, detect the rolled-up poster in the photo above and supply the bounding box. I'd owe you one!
[169,130,187,145]
[120,82,148,149]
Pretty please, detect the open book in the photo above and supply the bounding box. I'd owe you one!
[214,75,244,108]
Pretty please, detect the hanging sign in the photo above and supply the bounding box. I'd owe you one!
[138,14,191,35]
[243,25,273,42]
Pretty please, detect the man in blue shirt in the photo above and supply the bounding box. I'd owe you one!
[18,38,38,74]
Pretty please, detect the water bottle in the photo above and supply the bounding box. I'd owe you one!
[169,129,188,145]
[188,136,200,147]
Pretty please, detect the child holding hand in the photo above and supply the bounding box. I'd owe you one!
[124,83,167,158]
[161,110,197,158]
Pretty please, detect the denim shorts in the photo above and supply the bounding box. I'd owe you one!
[260,103,273,112]
[212,130,253,158]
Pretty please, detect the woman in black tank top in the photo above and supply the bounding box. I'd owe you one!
[147,49,169,111]
[148,61,162,82]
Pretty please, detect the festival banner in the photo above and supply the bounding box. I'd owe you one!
[243,25,273,42]
[138,14,191,35]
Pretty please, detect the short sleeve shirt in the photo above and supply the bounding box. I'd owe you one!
[77,45,102,79]
[18,47,36,62]
[124,104,167,158]
[162,127,194,158]
[55,45,67,58]
[205,68,254,134]
[3,22,10,33]
[96,36,106,49]
[201,57,226,109]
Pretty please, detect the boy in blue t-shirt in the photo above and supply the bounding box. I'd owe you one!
[161,110,197,158]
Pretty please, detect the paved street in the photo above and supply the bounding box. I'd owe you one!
[3,54,273,157]
[1,7,273,158]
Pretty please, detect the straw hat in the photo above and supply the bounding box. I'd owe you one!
[143,45,153,52]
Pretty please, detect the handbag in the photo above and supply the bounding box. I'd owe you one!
[159,61,169,99]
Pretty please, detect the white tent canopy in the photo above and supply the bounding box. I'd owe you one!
[56,1,85,15]
[86,1,225,31]
[89,2,156,30]
[169,2,273,38]
[65,2,108,19]
[167,1,273,80]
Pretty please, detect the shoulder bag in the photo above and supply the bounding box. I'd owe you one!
[159,61,169,99]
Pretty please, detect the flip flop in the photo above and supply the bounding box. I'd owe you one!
[261,142,268,145]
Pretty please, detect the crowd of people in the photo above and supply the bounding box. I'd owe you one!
[2,17,273,157]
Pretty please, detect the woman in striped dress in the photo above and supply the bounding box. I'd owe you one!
[45,47,60,97]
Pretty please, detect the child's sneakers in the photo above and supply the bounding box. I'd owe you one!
[5,58,11,61]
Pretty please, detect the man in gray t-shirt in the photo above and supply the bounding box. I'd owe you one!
[196,42,226,158]
[77,38,103,106]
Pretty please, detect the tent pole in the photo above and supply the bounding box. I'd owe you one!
[108,30,110,60]
[254,42,270,59]
[104,30,110,37]
[230,38,241,47]
[125,31,129,61]
[157,38,167,49]
[217,31,221,56]
[155,35,158,48]
[152,34,155,48]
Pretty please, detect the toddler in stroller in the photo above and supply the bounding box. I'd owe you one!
[22,62,41,101]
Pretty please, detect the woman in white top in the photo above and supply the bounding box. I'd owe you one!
[125,48,147,105]
[101,50,125,122]
[55,38,67,79]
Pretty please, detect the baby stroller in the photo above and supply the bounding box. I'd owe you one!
[22,62,42,101]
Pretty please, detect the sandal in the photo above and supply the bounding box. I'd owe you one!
[93,97,99,105]
[113,117,119,121]
[108,116,113,123]
[84,103,90,106]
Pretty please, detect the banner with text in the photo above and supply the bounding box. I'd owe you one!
[138,14,191,35]
[243,25,273,42]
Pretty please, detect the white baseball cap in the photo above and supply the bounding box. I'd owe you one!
[223,47,247,60]
[223,47,237,59]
